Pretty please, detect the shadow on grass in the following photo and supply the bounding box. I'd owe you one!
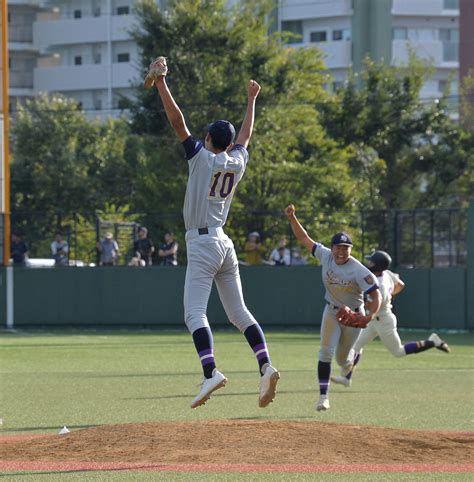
[123,388,316,401]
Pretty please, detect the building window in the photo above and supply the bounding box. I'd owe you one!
[439,28,459,42]
[74,56,82,65]
[94,99,102,110]
[281,20,303,44]
[332,29,351,41]
[117,6,130,15]
[438,80,458,94]
[94,53,102,64]
[393,28,407,40]
[440,28,459,61]
[93,7,101,17]
[310,31,327,43]
[117,53,130,63]
[443,0,459,9]
[73,10,82,19]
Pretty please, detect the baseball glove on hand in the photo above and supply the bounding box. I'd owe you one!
[336,306,368,328]
[144,56,168,88]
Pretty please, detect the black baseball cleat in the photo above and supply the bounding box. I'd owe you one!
[429,333,450,353]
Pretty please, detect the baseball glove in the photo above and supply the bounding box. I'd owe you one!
[144,56,168,89]
[336,306,368,328]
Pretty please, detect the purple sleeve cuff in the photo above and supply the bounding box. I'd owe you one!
[231,144,247,153]
[365,284,379,294]
[182,136,203,160]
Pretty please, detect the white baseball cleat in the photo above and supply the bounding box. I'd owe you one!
[258,364,280,408]
[429,333,450,353]
[190,369,227,409]
[331,375,352,387]
[316,395,330,412]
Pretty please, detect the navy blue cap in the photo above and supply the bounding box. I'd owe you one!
[208,120,235,149]
[331,232,353,246]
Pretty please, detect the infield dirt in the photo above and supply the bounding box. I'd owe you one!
[1,420,472,465]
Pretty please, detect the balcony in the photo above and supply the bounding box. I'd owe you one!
[34,62,136,91]
[8,24,33,43]
[33,14,134,49]
[279,0,352,22]
[318,41,352,69]
[10,71,34,89]
[392,0,459,16]
[9,0,45,5]
[392,40,458,67]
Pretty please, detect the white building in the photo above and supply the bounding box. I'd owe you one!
[277,0,459,103]
[7,0,461,118]
[8,0,43,110]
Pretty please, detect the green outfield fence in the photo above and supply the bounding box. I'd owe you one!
[1,200,473,329]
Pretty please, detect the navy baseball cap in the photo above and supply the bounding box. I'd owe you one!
[331,232,353,246]
[208,120,235,149]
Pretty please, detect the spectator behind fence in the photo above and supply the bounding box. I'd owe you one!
[269,238,291,266]
[291,247,308,265]
[133,227,155,266]
[11,233,28,267]
[158,232,178,266]
[243,231,265,265]
[96,232,119,266]
[51,233,69,266]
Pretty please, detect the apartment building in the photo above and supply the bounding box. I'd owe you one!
[277,0,461,102]
[6,0,468,118]
[33,0,141,117]
[8,0,43,110]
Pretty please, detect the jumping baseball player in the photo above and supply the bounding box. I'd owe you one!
[285,204,382,411]
[332,250,450,387]
[146,57,279,409]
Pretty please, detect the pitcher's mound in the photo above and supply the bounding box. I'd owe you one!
[1,421,472,465]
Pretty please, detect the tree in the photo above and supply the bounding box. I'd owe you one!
[320,57,474,210]
[11,94,138,257]
[129,0,365,250]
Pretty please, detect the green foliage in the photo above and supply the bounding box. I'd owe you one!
[129,0,365,249]
[320,57,474,209]
[10,94,138,256]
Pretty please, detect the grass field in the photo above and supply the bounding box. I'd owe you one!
[1,329,473,481]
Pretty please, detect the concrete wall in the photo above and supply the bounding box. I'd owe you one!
[0,264,469,329]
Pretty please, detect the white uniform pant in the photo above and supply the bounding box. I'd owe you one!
[184,228,257,334]
[353,311,406,357]
[319,304,362,367]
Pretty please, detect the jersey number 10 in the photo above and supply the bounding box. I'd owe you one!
[209,171,235,199]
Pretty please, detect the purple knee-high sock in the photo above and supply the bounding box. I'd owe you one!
[192,327,216,379]
[404,339,435,355]
[346,352,361,380]
[318,361,331,396]
[244,324,270,375]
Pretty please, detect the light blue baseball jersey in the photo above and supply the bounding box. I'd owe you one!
[312,243,378,310]
[182,136,248,231]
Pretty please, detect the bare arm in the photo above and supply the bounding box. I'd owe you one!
[364,288,382,322]
[284,204,317,253]
[234,80,261,148]
[392,279,405,296]
[154,76,191,142]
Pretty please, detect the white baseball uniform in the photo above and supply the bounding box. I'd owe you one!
[182,136,257,334]
[312,243,379,365]
[351,270,406,357]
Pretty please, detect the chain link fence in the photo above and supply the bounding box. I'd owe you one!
[5,207,468,268]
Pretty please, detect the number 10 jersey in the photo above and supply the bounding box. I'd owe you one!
[182,136,248,231]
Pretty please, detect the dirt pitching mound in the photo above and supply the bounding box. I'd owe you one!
[0,421,472,466]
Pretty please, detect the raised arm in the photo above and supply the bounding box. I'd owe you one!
[284,204,317,253]
[235,80,261,148]
[149,58,190,141]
